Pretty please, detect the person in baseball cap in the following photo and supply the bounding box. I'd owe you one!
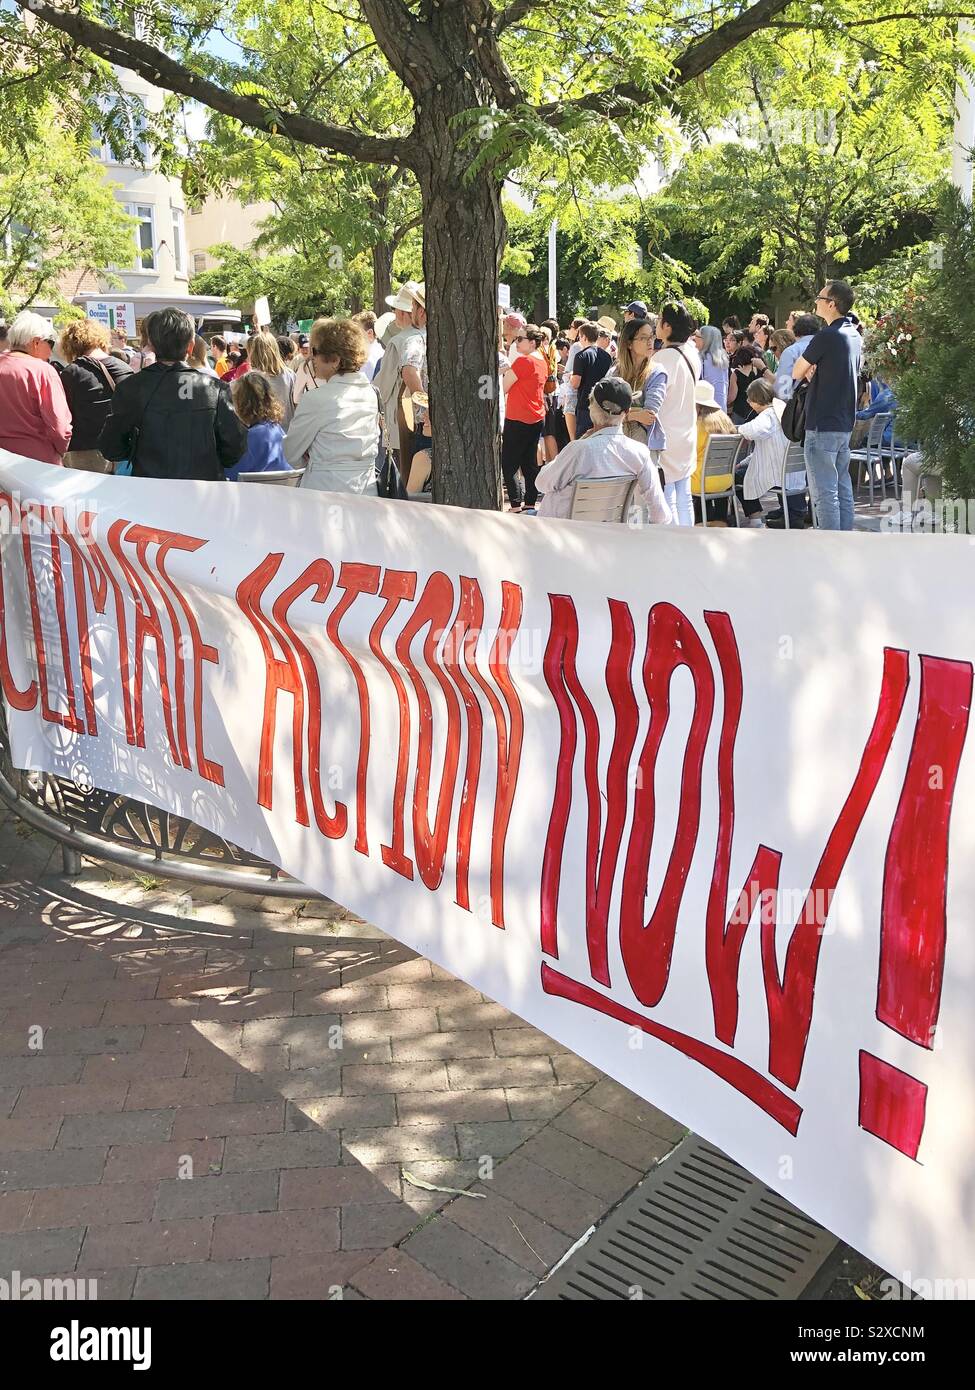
[532,371,673,522]
[625,301,649,321]
[591,376,634,418]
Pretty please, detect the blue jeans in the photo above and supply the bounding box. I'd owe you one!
[804,430,854,530]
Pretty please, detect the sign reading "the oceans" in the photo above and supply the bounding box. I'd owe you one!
[1,450,974,1293]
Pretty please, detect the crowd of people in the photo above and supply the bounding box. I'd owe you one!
[498,281,897,531]
[0,276,900,532]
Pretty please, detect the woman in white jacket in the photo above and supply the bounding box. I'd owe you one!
[284,318,379,493]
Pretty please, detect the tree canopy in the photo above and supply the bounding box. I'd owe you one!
[0,116,136,318]
[2,1,972,505]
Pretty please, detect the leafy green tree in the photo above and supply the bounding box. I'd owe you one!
[652,29,952,303]
[0,119,136,316]
[894,190,975,498]
[3,1,971,507]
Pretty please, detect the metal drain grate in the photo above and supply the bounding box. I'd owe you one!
[532,1137,837,1300]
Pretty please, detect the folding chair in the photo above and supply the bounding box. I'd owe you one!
[568,475,638,523]
[779,443,810,530]
[697,435,743,528]
[848,414,892,504]
[237,468,305,487]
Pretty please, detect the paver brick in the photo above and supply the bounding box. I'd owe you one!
[584,1078,689,1143]
[3,1003,105,1030]
[0,1114,63,1151]
[0,1057,86,1087]
[79,1218,213,1270]
[155,1170,278,1219]
[456,1120,543,1161]
[82,1053,188,1083]
[234,1067,341,1103]
[485,1155,605,1236]
[293,985,389,1015]
[395,1089,509,1127]
[443,1183,573,1273]
[391,1030,495,1062]
[493,1027,570,1057]
[24,1182,156,1230]
[505,1085,587,1120]
[34,1026,146,1056]
[339,1009,438,1044]
[349,1247,466,1300]
[186,1045,290,1075]
[386,981,480,1010]
[124,1076,238,1111]
[518,1128,640,1203]
[269,1250,373,1300]
[447,1056,556,1091]
[13,1081,129,1118]
[134,1257,269,1300]
[342,1061,448,1095]
[286,1095,396,1131]
[342,1125,458,1165]
[172,1101,285,1140]
[57,1109,174,1149]
[221,1131,340,1172]
[0,1226,85,1276]
[438,1001,523,1031]
[0,1147,107,1191]
[0,1190,32,1232]
[340,1201,420,1250]
[213,1208,340,1260]
[103,1138,225,1184]
[403,1218,535,1300]
[100,999,202,1026]
[279,1164,400,1210]
[552,1098,679,1169]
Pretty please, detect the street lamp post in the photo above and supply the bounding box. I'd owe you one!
[951,21,974,205]
[547,219,558,319]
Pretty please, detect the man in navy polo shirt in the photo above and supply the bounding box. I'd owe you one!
[792,279,862,530]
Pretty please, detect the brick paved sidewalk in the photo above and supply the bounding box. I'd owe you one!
[0,811,686,1300]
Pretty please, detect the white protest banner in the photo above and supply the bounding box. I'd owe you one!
[497,283,511,311]
[253,295,271,328]
[1,451,973,1292]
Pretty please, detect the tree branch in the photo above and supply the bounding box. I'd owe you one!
[15,1,413,167]
[531,0,797,125]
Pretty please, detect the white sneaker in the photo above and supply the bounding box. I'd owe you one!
[746,516,765,528]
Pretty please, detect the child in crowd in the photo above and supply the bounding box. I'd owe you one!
[227,372,292,480]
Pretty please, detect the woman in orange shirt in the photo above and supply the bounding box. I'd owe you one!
[501,324,549,512]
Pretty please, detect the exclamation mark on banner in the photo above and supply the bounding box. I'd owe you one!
[859,655,972,1161]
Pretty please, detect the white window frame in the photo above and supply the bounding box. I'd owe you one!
[127,203,156,272]
[171,206,185,274]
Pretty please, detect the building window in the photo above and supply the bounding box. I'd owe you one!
[127,204,156,271]
[193,252,207,275]
[172,206,185,274]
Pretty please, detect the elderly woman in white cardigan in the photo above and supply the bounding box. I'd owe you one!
[284,318,379,492]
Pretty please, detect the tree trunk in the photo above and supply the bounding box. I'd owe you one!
[415,94,506,510]
[371,241,392,314]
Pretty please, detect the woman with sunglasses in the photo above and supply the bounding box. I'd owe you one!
[0,310,72,465]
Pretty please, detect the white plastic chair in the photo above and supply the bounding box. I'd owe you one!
[568,475,638,523]
[238,468,305,487]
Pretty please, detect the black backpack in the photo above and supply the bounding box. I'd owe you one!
[781,381,808,443]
